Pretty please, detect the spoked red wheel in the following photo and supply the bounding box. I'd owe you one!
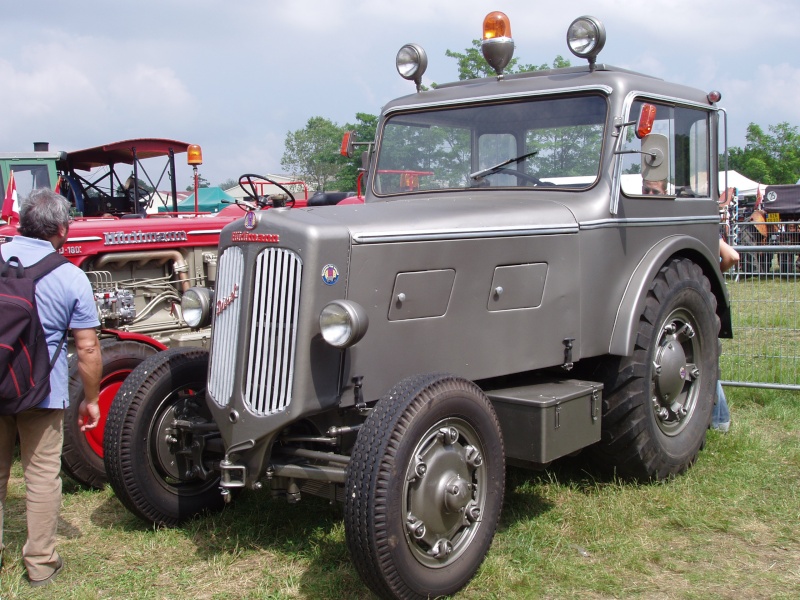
[62,339,158,488]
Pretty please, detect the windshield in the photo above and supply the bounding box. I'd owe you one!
[374,94,607,196]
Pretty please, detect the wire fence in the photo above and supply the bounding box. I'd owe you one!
[720,219,800,390]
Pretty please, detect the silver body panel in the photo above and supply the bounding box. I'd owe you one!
[206,64,729,465]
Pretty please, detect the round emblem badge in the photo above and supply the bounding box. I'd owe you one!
[321,264,339,285]
[244,210,257,229]
[766,190,777,202]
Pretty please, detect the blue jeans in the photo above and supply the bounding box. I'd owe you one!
[713,380,730,426]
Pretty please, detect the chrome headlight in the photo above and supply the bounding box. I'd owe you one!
[182,286,213,329]
[567,16,606,65]
[396,43,428,90]
[319,300,369,348]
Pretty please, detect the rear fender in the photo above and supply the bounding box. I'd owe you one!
[609,235,731,357]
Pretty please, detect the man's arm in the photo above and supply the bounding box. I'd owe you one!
[72,327,102,431]
[720,238,740,272]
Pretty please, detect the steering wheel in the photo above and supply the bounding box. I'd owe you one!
[495,167,545,186]
[238,174,296,208]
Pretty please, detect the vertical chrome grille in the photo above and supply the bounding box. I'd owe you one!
[209,246,244,408]
[243,248,302,416]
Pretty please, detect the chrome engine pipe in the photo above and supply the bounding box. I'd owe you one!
[93,250,190,292]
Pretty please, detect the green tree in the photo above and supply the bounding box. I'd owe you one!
[728,122,800,185]
[331,112,380,192]
[281,117,349,191]
[218,178,237,190]
[444,40,570,81]
[185,175,210,191]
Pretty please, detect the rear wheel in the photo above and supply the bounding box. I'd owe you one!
[62,339,158,488]
[344,373,505,600]
[593,258,719,480]
[104,347,224,526]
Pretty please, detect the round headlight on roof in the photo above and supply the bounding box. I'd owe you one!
[319,300,369,348]
[567,16,606,64]
[396,43,428,90]
[182,286,213,329]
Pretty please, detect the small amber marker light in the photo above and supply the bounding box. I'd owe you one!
[187,144,203,166]
[637,104,657,139]
[483,11,511,40]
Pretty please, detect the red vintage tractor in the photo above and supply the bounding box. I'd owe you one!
[1,139,328,487]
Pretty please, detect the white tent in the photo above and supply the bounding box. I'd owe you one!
[719,170,762,196]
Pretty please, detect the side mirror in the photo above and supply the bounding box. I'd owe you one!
[641,133,669,183]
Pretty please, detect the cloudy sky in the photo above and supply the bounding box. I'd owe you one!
[2,0,798,188]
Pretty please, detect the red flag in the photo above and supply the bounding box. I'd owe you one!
[1,170,19,222]
[755,185,763,211]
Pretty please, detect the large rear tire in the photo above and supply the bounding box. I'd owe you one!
[62,339,158,488]
[594,258,719,480]
[344,373,505,600]
[103,347,224,526]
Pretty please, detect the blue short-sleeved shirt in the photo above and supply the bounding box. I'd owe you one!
[1,236,100,409]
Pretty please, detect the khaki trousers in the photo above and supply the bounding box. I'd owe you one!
[0,408,64,581]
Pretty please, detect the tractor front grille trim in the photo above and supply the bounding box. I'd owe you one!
[209,246,244,407]
[243,248,302,416]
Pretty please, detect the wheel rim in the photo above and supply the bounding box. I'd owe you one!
[402,417,486,568]
[651,308,702,435]
[84,368,133,457]
[147,386,218,495]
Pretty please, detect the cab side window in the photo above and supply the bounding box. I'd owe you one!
[10,164,53,198]
[620,100,710,198]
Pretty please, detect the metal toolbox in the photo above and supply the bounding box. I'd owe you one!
[487,379,603,464]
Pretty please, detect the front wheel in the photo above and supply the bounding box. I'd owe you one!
[62,339,158,488]
[344,373,505,600]
[103,347,224,526]
[593,258,720,480]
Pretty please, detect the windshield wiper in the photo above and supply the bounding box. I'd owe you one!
[469,150,538,181]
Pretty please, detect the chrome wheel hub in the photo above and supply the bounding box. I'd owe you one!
[403,419,486,568]
[651,310,701,435]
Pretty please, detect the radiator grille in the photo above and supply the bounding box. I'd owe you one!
[208,246,244,407]
[243,248,302,415]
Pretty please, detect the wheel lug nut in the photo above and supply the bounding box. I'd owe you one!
[406,517,426,539]
[465,445,483,468]
[431,539,453,559]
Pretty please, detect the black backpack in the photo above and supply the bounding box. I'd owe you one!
[0,252,69,415]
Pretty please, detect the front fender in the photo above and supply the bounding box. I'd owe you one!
[608,235,732,357]
[101,329,169,351]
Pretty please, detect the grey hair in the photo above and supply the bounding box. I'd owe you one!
[18,188,71,240]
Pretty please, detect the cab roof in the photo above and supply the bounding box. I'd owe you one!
[67,138,191,171]
[383,64,714,115]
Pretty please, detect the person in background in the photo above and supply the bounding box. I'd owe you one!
[642,179,667,195]
[720,238,739,272]
[0,189,102,586]
[715,194,740,432]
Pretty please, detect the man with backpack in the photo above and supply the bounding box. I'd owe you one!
[0,188,101,586]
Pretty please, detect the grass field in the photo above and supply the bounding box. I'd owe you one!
[722,274,799,387]
[1,386,798,599]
